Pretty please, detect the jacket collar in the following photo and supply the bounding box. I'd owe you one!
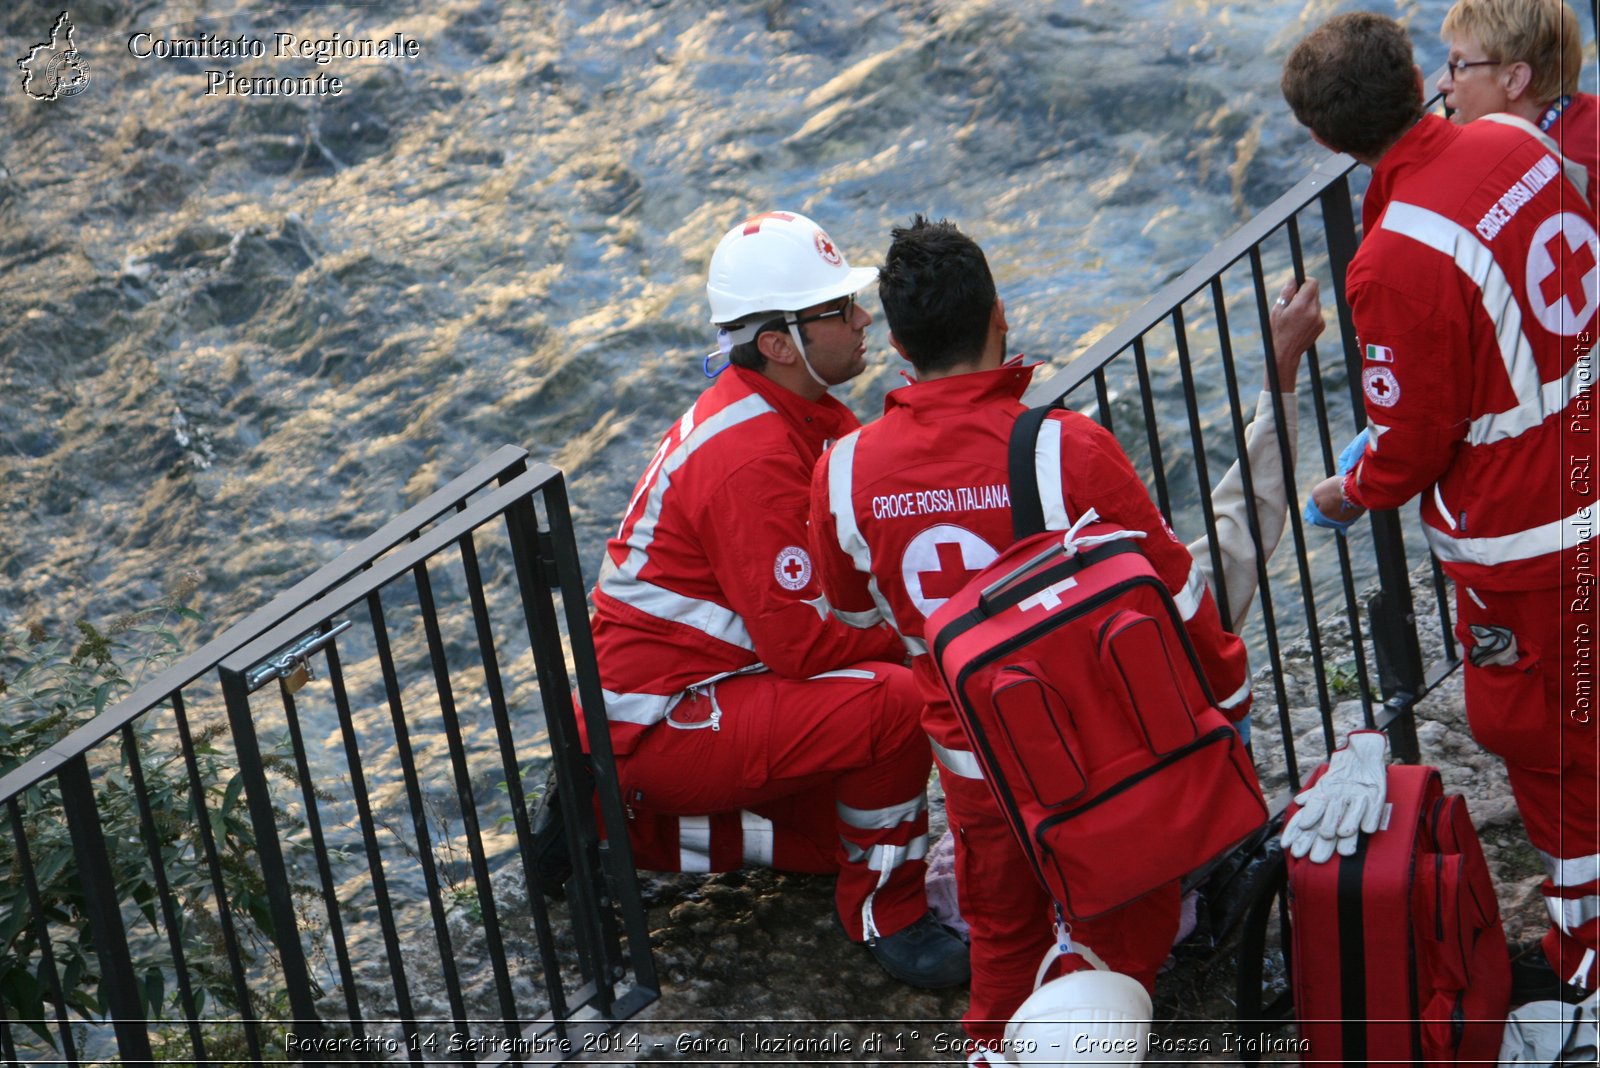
[722,364,855,444]
[883,359,1037,417]
[1364,113,1458,230]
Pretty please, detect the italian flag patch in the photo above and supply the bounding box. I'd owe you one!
[1365,343,1394,363]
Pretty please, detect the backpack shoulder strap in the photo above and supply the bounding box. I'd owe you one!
[1008,404,1055,541]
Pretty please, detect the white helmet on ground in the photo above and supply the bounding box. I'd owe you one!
[1002,967,1152,1064]
[706,210,877,325]
[976,940,1152,1066]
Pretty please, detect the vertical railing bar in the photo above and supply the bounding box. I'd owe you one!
[1211,273,1262,635]
[1172,305,1233,633]
[0,1015,16,1068]
[1432,559,1458,662]
[276,670,364,1036]
[411,560,520,1035]
[533,491,630,1006]
[56,755,155,1065]
[539,477,660,994]
[367,587,457,1054]
[338,597,423,1061]
[1243,244,1309,788]
[1316,177,1382,749]
[6,797,80,1063]
[495,492,585,1028]
[1092,367,1115,433]
[170,690,262,1061]
[457,528,566,1036]
[1133,336,1174,521]
[503,490,611,1011]
[119,721,211,1066]
[217,667,325,1063]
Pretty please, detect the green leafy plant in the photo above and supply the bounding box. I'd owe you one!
[1328,659,1364,699]
[0,584,312,1054]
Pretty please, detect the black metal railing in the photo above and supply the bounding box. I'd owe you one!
[0,446,656,1066]
[1026,85,1463,801]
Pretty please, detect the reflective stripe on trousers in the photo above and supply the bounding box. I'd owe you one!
[676,811,776,872]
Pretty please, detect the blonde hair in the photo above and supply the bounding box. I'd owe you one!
[1441,0,1583,100]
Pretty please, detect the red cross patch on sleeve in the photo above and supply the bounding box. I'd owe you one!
[774,546,813,590]
[1363,365,1401,407]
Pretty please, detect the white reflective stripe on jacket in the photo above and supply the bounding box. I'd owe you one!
[1381,200,1586,449]
[824,428,914,644]
[606,392,774,583]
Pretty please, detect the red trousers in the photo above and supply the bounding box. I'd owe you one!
[1457,582,1599,990]
[937,756,1178,1045]
[612,663,933,942]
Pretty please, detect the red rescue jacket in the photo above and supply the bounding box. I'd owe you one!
[591,366,901,754]
[808,361,1252,754]
[1342,115,1597,591]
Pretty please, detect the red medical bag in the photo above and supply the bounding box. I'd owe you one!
[926,406,1268,921]
[1286,762,1510,1064]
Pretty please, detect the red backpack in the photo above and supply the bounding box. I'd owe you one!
[926,406,1269,920]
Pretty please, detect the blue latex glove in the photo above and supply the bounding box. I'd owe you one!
[1232,714,1252,747]
[1337,427,1371,476]
[1304,495,1355,534]
[1305,428,1372,534]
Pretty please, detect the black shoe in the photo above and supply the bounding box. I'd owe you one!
[1510,939,1590,1006]
[530,763,575,896]
[864,913,971,989]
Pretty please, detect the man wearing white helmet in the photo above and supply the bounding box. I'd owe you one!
[571,210,969,988]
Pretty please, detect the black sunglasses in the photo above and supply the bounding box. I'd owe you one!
[1444,58,1500,77]
[791,294,858,327]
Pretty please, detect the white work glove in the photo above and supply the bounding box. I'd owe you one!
[1280,730,1389,863]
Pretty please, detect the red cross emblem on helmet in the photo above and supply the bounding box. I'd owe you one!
[814,230,844,267]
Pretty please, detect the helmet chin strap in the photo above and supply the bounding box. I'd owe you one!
[785,315,831,390]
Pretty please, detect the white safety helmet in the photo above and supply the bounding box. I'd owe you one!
[706,210,877,325]
[981,942,1152,1066]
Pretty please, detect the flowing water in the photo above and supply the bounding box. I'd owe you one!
[5,0,1511,636]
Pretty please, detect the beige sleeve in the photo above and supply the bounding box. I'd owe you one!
[1187,392,1299,632]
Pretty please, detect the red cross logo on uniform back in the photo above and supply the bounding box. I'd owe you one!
[1527,212,1600,335]
[901,525,1000,618]
[1540,231,1598,315]
[917,542,984,599]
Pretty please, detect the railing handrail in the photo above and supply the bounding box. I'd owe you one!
[1024,149,1361,407]
[218,462,564,678]
[1025,72,1451,408]
[0,443,533,802]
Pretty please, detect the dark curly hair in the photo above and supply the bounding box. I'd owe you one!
[1281,12,1424,158]
[878,215,997,376]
